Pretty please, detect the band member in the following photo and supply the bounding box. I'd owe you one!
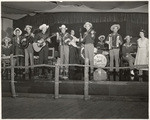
[2,37,14,57]
[57,25,73,78]
[134,29,148,67]
[105,24,123,72]
[97,35,109,66]
[81,22,96,74]
[122,35,135,75]
[69,30,80,78]
[13,28,24,66]
[34,24,51,78]
[2,37,15,77]
[22,25,34,78]
[97,35,109,53]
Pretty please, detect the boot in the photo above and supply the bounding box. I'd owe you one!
[63,70,68,80]
[25,73,29,80]
[30,69,34,79]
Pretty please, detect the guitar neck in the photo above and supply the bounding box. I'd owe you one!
[41,33,56,42]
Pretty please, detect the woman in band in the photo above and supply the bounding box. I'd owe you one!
[134,29,148,68]
[69,30,80,65]
[105,24,123,73]
[81,22,96,75]
[122,35,135,75]
[23,25,35,78]
[34,24,51,78]
[69,30,80,78]
[56,25,73,79]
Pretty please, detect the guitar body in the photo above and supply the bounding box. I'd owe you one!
[20,36,31,49]
[33,33,57,52]
[33,42,46,52]
[21,40,29,49]
[21,29,39,49]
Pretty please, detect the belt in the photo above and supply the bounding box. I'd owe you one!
[110,47,119,49]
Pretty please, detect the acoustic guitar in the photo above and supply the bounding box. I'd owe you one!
[33,33,56,52]
[20,29,39,49]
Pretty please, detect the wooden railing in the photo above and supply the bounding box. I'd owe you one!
[1,55,148,100]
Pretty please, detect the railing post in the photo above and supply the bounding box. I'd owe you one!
[54,58,60,99]
[139,69,143,82]
[10,55,16,98]
[84,58,90,100]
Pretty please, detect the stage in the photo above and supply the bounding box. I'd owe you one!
[2,70,148,97]
[2,96,148,119]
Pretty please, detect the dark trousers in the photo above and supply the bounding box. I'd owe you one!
[39,45,49,75]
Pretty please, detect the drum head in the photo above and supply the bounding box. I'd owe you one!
[94,54,107,68]
[81,47,85,60]
[81,47,97,60]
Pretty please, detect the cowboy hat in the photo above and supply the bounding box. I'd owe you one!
[13,28,22,35]
[2,37,11,42]
[98,35,105,41]
[110,24,120,31]
[24,25,32,31]
[39,24,49,30]
[59,25,68,30]
[124,35,132,40]
[84,22,92,28]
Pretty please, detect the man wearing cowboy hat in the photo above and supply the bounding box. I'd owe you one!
[34,24,51,78]
[13,28,24,77]
[2,37,15,78]
[81,22,96,75]
[23,25,35,79]
[105,24,123,73]
[2,37,14,56]
[97,35,107,54]
[56,24,73,78]
[122,35,135,75]
[13,28,24,65]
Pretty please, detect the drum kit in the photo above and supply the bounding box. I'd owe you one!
[80,35,109,81]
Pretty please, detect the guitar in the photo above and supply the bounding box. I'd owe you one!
[33,33,56,52]
[20,29,39,49]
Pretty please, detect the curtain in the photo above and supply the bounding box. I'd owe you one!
[13,12,148,48]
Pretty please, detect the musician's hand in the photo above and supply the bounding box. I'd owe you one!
[31,33,35,37]
[91,34,94,37]
[118,40,121,44]
[56,32,59,39]
[22,38,26,41]
[105,41,109,44]
[47,38,51,43]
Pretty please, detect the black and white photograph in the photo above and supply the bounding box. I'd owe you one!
[1,0,149,119]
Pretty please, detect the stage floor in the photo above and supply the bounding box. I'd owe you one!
[2,97,148,119]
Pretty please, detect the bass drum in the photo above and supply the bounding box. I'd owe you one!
[94,54,107,68]
[80,46,97,60]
